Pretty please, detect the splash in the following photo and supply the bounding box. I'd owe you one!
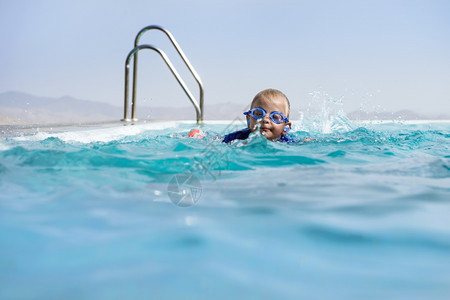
[254,119,267,136]
[297,91,354,134]
[236,119,267,147]
[248,119,263,136]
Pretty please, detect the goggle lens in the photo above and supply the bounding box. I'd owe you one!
[253,109,265,118]
[271,113,284,123]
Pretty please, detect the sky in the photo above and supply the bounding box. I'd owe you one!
[1,0,449,116]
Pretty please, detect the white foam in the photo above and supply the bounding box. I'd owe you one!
[0,142,11,151]
[12,121,185,143]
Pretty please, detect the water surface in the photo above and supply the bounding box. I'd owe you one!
[1,120,449,299]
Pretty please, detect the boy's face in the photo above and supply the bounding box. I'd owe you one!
[247,96,291,141]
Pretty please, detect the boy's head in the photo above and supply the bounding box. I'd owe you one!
[246,89,292,141]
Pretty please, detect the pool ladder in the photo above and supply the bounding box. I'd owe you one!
[122,25,204,123]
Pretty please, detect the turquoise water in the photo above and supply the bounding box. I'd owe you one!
[1,120,449,299]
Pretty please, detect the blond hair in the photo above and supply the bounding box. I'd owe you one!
[251,89,290,117]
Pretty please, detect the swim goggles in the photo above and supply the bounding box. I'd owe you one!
[244,107,289,124]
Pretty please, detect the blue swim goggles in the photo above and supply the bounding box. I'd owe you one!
[244,107,289,124]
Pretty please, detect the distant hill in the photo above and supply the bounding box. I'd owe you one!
[0,91,247,125]
[0,91,448,125]
[347,109,450,121]
[0,91,122,125]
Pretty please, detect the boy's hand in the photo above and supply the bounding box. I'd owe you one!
[187,129,205,138]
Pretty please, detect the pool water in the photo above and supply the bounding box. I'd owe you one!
[1,119,449,299]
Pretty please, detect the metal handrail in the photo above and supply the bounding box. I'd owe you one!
[123,45,202,122]
[123,25,204,123]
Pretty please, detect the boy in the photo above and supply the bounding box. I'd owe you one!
[222,89,294,143]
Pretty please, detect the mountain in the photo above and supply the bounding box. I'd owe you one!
[0,91,448,125]
[0,91,122,125]
[0,91,246,125]
[346,109,450,121]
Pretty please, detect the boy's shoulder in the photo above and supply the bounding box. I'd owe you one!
[280,133,297,144]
